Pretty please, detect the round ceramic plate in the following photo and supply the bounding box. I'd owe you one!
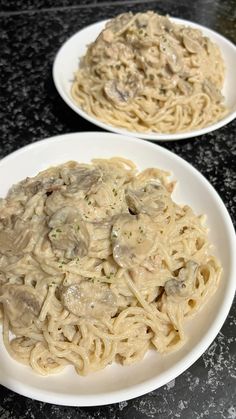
[0,132,235,406]
[53,18,236,141]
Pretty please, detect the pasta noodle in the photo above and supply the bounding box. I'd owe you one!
[0,158,221,375]
[71,11,227,133]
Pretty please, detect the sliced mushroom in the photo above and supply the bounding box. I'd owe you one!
[202,79,223,103]
[61,281,117,318]
[164,261,198,297]
[125,181,165,216]
[104,80,134,106]
[111,214,157,269]
[9,173,64,200]
[48,207,90,259]
[151,18,165,36]
[162,16,174,32]
[0,284,42,327]
[106,12,133,34]
[60,166,102,194]
[30,178,64,195]
[45,191,67,216]
[183,34,201,54]
[159,39,182,73]
[148,14,173,36]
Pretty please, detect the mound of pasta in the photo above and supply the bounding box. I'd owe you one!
[0,158,221,375]
[72,11,227,134]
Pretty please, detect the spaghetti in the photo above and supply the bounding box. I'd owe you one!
[71,11,227,133]
[0,158,221,375]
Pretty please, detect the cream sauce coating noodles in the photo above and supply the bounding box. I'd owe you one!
[71,11,227,134]
[0,158,221,375]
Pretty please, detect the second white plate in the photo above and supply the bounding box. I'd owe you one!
[53,17,236,141]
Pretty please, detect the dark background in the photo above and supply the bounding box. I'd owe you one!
[0,0,235,418]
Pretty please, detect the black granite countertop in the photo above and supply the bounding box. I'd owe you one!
[0,0,236,418]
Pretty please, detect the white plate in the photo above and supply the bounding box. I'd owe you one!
[0,132,235,406]
[53,18,236,141]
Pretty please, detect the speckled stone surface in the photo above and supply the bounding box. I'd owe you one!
[0,0,236,417]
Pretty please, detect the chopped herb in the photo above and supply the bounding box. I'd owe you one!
[88,201,92,205]
[85,195,89,201]
[56,228,62,233]
[51,233,57,238]
[77,225,80,230]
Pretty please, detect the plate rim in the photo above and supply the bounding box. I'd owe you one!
[0,132,235,406]
[52,17,236,141]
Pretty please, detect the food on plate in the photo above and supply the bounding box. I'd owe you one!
[0,158,221,375]
[71,11,227,133]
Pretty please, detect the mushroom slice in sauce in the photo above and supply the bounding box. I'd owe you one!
[48,207,90,258]
[125,181,164,216]
[8,168,64,199]
[61,166,102,194]
[159,39,182,73]
[61,281,117,318]
[0,284,42,327]
[111,214,157,269]
[106,12,133,34]
[183,34,201,54]
[164,261,198,297]
[202,79,223,103]
[104,80,135,106]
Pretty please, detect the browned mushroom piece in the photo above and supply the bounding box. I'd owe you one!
[164,261,198,297]
[104,80,135,106]
[125,181,165,216]
[183,34,201,54]
[7,175,64,199]
[0,284,42,327]
[159,39,182,73]
[152,15,174,36]
[106,12,133,34]
[111,213,157,269]
[61,166,102,194]
[61,281,118,318]
[48,206,90,259]
[202,79,223,103]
